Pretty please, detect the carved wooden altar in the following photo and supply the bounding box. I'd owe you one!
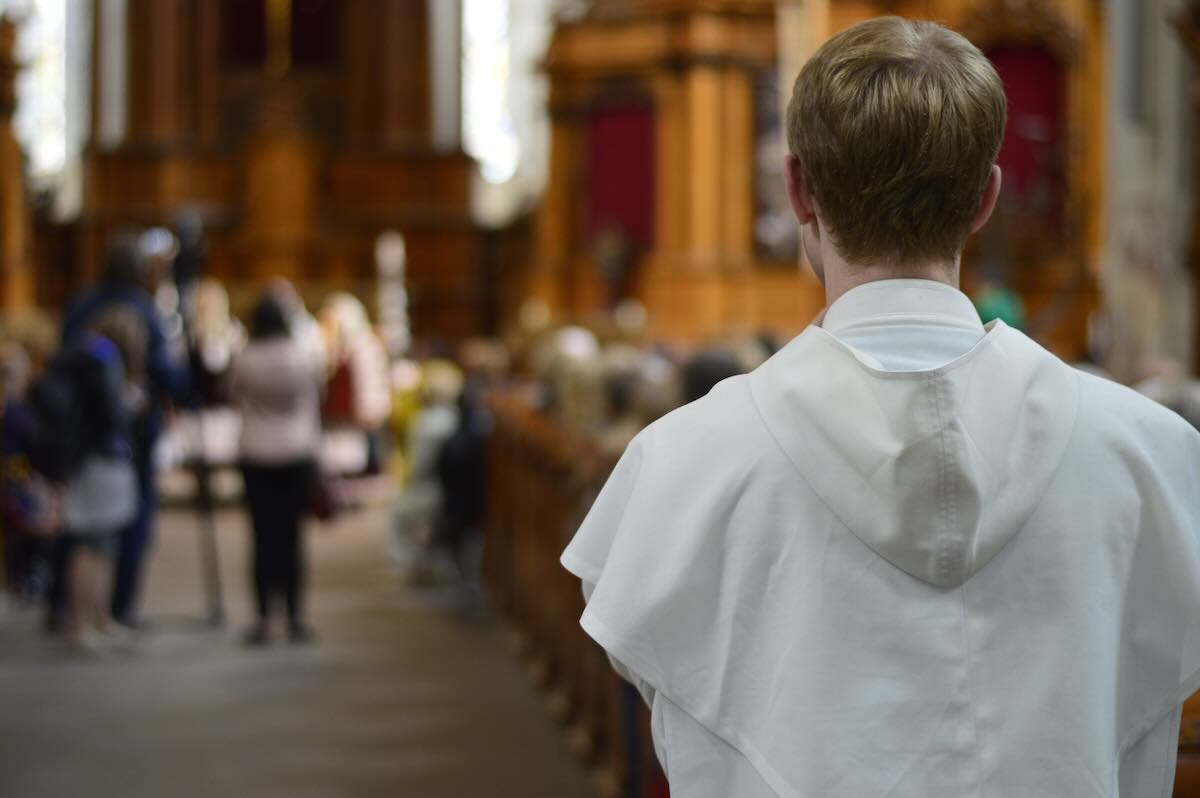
[531,0,825,341]
[533,0,1103,357]
[78,0,489,342]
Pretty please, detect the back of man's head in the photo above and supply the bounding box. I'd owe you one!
[787,17,1006,266]
[101,233,151,290]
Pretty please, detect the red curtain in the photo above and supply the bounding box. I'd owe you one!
[291,0,340,69]
[223,0,267,68]
[986,46,1066,201]
[222,0,339,70]
[587,103,657,249]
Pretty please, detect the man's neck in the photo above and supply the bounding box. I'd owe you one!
[823,261,960,308]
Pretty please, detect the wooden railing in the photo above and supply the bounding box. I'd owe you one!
[1178,696,1200,795]
[484,392,666,798]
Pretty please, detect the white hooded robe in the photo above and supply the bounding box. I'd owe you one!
[563,281,1200,797]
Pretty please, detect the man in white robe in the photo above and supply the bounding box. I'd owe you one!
[562,17,1200,798]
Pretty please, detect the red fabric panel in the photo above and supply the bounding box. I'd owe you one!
[588,103,657,248]
[224,0,267,68]
[322,361,355,424]
[291,0,340,68]
[986,46,1065,198]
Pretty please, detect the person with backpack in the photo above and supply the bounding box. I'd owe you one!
[47,336,140,655]
[59,235,188,630]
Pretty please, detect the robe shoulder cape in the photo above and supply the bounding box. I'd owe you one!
[561,323,1200,798]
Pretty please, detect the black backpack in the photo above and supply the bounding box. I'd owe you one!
[27,338,128,484]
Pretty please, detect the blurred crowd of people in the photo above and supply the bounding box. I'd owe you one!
[0,226,397,655]
[4,227,1200,658]
[386,299,782,587]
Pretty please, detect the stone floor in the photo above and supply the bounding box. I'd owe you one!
[0,497,593,798]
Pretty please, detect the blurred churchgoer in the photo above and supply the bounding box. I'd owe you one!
[538,326,603,428]
[0,340,53,604]
[230,294,323,646]
[60,235,189,630]
[436,379,491,580]
[680,345,746,405]
[596,344,644,457]
[50,334,140,656]
[188,278,245,409]
[268,278,325,371]
[161,278,247,472]
[391,360,462,580]
[319,293,392,477]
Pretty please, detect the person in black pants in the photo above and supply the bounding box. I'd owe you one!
[241,462,313,637]
[229,294,322,645]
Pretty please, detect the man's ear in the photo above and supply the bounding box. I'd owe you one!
[969,165,1003,235]
[785,155,818,226]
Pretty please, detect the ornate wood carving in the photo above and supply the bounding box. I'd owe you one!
[538,2,796,338]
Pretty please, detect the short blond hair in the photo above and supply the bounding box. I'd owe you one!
[786,17,1006,265]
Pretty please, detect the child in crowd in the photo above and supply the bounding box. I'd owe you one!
[56,332,141,656]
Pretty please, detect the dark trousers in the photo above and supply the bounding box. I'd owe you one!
[241,461,313,623]
[110,466,157,625]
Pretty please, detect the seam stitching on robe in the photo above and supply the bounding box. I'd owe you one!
[960,583,983,796]
[930,374,957,584]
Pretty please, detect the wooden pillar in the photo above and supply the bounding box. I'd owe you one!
[686,65,724,262]
[127,0,190,144]
[342,0,432,149]
[1176,7,1200,372]
[530,98,576,309]
[380,0,431,147]
[341,0,378,146]
[0,18,31,310]
[194,0,222,144]
[652,71,687,255]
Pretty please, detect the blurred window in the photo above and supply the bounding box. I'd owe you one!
[7,0,69,188]
[463,0,520,184]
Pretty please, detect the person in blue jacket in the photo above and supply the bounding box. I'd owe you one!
[59,234,189,629]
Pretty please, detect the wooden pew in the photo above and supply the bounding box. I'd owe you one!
[1177,694,1200,796]
[484,392,664,798]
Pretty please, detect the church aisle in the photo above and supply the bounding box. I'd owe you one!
[0,499,593,798]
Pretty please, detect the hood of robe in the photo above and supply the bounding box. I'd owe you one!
[747,321,1079,588]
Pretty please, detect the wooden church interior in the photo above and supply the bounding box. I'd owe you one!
[1,0,1199,796]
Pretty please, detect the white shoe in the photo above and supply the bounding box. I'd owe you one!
[98,624,138,655]
[68,629,114,660]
